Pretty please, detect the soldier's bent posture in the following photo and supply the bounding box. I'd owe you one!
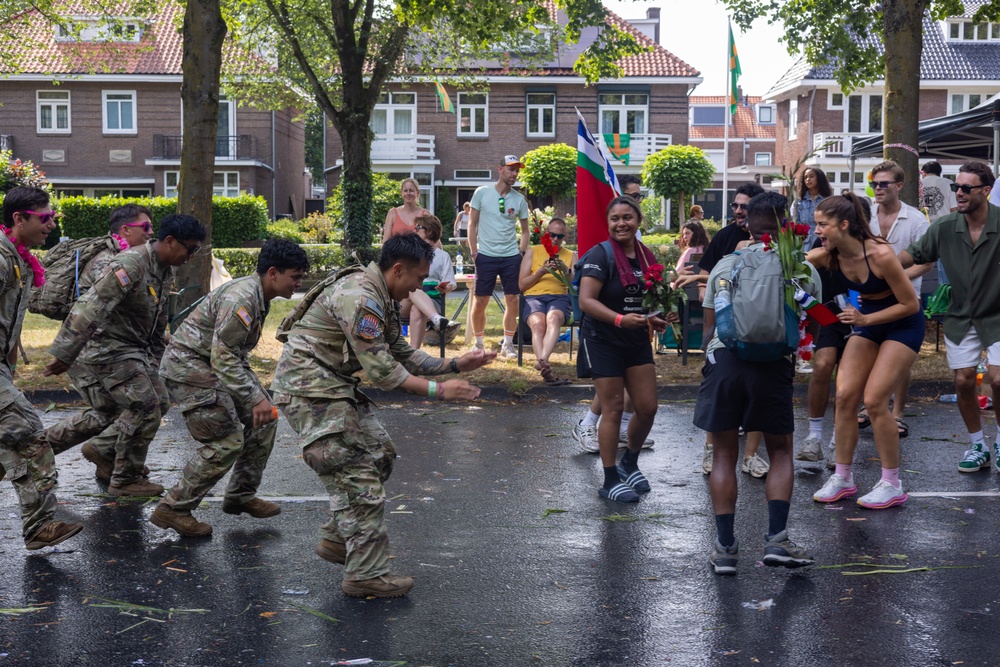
[151,239,309,537]
[41,214,207,496]
[271,233,495,598]
[0,186,82,549]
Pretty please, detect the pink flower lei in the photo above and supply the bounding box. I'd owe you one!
[3,226,45,287]
[111,233,129,251]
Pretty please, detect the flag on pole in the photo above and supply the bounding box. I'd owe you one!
[576,110,622,257]
[728,22,742,115]
[435,81,455,113]
[602,133,631,165]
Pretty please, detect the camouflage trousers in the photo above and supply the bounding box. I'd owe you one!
[45,358,170,486]
[161,379,277,513]
[274,393,396,582]
[0,373,58,539]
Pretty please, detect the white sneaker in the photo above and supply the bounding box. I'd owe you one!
[473,342,485,353]
[702,442,713,475]
[573,420,599,454]
[499,342,517,359]
[795,359,813,374]
[618,431,654,449]
[796,436,824,462]
[741,452,769,478]
[857,479,908,509]
[813,473,857,503]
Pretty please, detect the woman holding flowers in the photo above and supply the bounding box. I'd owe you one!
[577,196,672,503]
[808,193,923,510]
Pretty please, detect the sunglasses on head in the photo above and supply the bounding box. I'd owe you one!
[548,232,566,240]
[730,202,748,211]
[950,182,987,194]
[868,180,898,190]
[18,210,61,224]
[122,221,152,233]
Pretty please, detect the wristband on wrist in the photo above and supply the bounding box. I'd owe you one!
[427,380,437,398]
[614,313,624,328]
[449,358,459,373]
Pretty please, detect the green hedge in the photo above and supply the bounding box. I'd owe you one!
[215,245,347,280]
[57,195,269,248]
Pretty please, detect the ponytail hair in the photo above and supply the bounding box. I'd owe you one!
[815,193,885,271]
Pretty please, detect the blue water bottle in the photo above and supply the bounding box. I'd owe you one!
[714,278,736,343]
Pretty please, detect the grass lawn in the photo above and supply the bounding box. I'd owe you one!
[13,289,955,394]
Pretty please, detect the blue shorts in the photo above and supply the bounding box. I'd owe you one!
[852,295,925,354]
[524,294,571,320]
[474,254,521,296]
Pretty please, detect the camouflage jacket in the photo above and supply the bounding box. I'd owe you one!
[0,233,34,380]
[271,262,432,400]
[160,274,269,407]
[49,240,173,366]
[80,237,126,293]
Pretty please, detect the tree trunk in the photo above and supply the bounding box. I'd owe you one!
[175,0,227,303]
[336,113,376,262]
[883,0,925,207]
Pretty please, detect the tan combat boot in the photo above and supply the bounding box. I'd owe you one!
[315,539,347,564]
[342,574,414,598]
[222,497,281,518]
[82,443,115,482]
[109,479,165,496]
[150,504,212,537]
[25,520,84,550]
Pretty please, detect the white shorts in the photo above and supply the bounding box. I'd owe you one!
[945,326,1000,370]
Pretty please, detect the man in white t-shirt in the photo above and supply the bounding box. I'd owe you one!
[868,160,932,437]
[922,161,958,222]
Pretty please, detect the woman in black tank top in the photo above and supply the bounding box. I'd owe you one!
[805,194,922,511]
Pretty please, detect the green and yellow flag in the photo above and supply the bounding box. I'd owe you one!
[435,81,455,113]
[728,22,742,115]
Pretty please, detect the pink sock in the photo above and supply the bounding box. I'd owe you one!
[835,463,853,482]
[881,467,900,488]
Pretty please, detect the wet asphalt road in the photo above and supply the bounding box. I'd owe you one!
[1,387,999,667]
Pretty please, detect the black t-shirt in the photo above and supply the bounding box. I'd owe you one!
[578,243,649,346]
[698,222,751,273]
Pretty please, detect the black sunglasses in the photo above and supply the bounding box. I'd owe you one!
[627,192,644,202]
[181,241,200,256]
[549,232,566,240]
[868,180,898,190]
[731,202,748,211]
[950,182,987,194]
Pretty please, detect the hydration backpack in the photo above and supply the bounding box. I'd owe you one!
[28,236,121,320]
[714,248,800,362]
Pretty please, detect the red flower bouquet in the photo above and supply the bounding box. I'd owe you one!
[641,262,686,341]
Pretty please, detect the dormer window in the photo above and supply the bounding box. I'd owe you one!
[756,105,775,125]
[947,20,1000,41]
[54,18,144,43]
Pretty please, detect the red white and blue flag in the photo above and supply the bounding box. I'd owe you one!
[576,110,622,257]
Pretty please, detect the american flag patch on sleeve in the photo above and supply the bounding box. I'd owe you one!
[236,307,253,328]
[115,269,130,288]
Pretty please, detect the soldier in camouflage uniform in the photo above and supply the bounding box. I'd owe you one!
[74,204,155,481]
[150,239,309,537]
[0,187,83,549]
[271,233,496,598]
[40,214,207,497]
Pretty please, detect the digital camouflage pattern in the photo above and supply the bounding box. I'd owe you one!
[29,234,122,321]
[0,233,32,378]
[159,274,276,512]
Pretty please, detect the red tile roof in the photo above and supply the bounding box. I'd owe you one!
[688,95,777,139]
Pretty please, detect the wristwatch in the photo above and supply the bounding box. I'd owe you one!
[449,358,459,373]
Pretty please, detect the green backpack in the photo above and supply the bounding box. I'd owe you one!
[28,235,121,320]
[924,283,951,319]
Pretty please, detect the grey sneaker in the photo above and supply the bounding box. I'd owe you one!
[617,431,654,449]
[825,441,836,470]
[499,342,517,359]
[741,452,769,477]
[702,442,713,475]
[797,436,824,462]
[573,420,599,454]
[710,538,738,575]
[762,530,814,568]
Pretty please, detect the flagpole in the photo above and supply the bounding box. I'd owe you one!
[722,19,730,222]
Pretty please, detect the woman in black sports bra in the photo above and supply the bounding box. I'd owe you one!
[805,193,922,511]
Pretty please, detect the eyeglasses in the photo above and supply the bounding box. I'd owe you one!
[868,180,898,190]
[18,210,61,224]
[950,182,987,194]
[627,192,644,202]
[122,221,152,233]
[414,225,426,231]
[498,196,505,214]
[730,202,748,211]
[181,241,200,256]
[548,232,566,240]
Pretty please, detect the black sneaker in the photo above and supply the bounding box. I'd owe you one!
[762,530,815,568]
[710,539,738,575]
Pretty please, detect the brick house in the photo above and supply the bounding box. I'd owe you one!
[766,3,1000,194]
[0,3,307,219]
[323,5,702,219]
[688,95,778,221]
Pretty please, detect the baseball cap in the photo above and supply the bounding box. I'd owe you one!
[502,155,525,168]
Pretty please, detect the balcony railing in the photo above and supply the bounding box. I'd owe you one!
[0,134,12,153]
[153,134,257,160]
[812,132,876,159]
[596,133,672,165]
[371,134,436,161]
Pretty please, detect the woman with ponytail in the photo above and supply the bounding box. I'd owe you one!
[807,193,923,510]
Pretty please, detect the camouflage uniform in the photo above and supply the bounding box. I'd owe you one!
[158,274,277,512]
[43,241,172,486]
[271,263,436,582]
[0,233,59,538]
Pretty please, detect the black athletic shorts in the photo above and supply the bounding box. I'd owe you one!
[577,335,654,379]
[692,348,794,434]
[815,321,853,355]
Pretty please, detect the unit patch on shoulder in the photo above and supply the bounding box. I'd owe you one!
[236,307,253,329]
[115,269,131,288]
[355,313,383,341]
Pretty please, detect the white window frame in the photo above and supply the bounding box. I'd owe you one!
[525,92,556,138]
[947,20,999,42]
[598,93,649,134]
[213,171,240,198]
[164,172,179,198]
[754,152,772,166]
[756,105,775,125]
[827,91,845,110]
[844,93,883,134]
[102,90,137,134]
[371,91,417,138]
[948,92,991,115]
[36,90,71,133]
[788,98,798,140]
[457,92,488,137]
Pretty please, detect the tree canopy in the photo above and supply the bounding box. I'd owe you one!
[520,144,577,202]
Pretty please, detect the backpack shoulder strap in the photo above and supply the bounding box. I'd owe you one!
[276,263,363,342]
